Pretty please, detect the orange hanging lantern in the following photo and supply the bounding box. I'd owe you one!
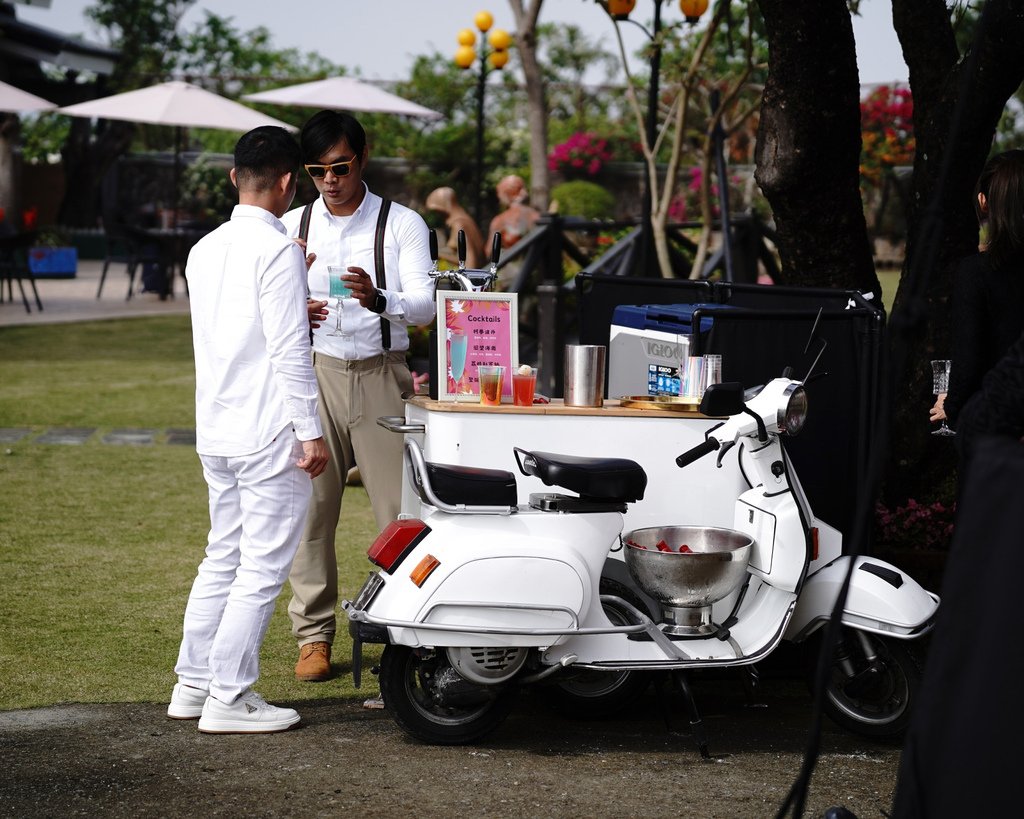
[679,0,709,25]
[608,0,637,20]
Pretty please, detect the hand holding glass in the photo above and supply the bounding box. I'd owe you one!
[326,265,352,337]
[930,360,955,437]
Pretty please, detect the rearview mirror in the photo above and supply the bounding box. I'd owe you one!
[699,382,745,417]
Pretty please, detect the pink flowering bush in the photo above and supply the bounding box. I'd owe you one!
[668,166,722,222]
[548,132,613,177]
[874,498,955,551]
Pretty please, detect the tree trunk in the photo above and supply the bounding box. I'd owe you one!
[508,0,550,211]
[754,0,880,296]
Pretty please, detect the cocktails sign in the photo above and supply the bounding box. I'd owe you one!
[436,291,519,402]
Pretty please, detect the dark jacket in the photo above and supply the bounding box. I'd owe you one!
[945,250,1024,426]
[956,328,1024,458]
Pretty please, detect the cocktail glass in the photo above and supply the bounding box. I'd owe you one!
[931,360,955,437]
[478,365,505,406]
[326,265,352,337]
[512,367,537,407]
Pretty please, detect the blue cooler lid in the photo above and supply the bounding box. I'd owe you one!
[611,303,723,334]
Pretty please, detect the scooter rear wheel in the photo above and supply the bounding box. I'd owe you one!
[379,645,518,745]
[811,628,922,741]
[543,580,651,718]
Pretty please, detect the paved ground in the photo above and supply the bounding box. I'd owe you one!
[0,258,190,328]
[0,675,903,818]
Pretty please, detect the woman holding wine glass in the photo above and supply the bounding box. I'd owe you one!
[930,149,1024,432]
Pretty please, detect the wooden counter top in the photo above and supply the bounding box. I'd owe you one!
[406,395,706,419]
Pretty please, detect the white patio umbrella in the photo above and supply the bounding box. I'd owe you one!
[58,81,297,228]
[0,79,56,114]
[243,77,442,121]
[58,80,295,131]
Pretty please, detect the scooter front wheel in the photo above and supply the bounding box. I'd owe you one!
[811,628,922,741]
[379,645,518,745]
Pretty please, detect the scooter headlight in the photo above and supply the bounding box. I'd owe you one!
[777,384,808,435]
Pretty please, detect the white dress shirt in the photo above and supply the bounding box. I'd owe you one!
[187,204,322,456]
[281,186,435,360]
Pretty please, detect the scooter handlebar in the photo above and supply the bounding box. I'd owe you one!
[676,437,720,468]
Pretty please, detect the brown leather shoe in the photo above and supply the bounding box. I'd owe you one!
[295,641,331,682]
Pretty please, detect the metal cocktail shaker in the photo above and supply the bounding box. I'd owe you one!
[563,344,607,407]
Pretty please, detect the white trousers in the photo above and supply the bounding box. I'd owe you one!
[175,427,312,704]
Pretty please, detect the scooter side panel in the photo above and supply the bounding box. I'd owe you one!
[369,510,622,648]
[783,556,939,641]
[419,556,584,628]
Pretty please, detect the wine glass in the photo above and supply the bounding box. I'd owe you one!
[326,265,352,337]
[930,360,955,437]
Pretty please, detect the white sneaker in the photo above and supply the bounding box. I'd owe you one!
[197,691,301,734]
[167,683,209,720]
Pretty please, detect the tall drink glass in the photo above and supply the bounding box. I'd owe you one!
[478,365,505,406]
[703,355,722,389]
[512,366,537,407]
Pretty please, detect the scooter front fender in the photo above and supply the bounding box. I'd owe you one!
[784,556,939,642]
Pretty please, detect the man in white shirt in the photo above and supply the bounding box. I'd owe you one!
[167,126,329,733]
[281,110,434,682]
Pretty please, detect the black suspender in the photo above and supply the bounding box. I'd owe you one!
[301,198,393,352]
[298,201,314,244]
[374,199,392,351]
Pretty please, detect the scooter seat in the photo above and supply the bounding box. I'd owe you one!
[425,461,519,507]
[514,448,647,502]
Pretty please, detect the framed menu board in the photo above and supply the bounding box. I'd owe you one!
[436,291,519,402]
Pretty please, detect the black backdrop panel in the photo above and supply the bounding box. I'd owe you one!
[577,273,883,544]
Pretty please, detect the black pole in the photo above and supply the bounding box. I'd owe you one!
[474,53,487,226]
[710,89,735,282]
[639,0,663,277]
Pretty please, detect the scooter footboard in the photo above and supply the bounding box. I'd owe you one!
[784,556,940,641]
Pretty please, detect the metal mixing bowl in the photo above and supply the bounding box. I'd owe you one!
[623,525,753,615]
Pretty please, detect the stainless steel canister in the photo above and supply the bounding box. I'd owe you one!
[563,344,607,407]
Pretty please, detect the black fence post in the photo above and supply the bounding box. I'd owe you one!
[536,213,564,398]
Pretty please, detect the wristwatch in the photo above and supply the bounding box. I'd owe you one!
[369,290,387,314]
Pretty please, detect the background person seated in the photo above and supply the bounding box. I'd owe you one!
[489,174,540,252]
[425,186,486,269]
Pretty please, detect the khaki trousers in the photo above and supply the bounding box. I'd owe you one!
[287,350,412,645]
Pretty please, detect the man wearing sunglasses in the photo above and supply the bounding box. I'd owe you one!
[281,110,434,684]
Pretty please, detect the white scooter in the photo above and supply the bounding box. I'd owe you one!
[344,369,939,750]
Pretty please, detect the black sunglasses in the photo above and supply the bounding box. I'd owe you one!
[304,158,357,178]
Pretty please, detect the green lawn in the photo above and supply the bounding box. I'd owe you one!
[0,317,382,710]
[0,317,197,429]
